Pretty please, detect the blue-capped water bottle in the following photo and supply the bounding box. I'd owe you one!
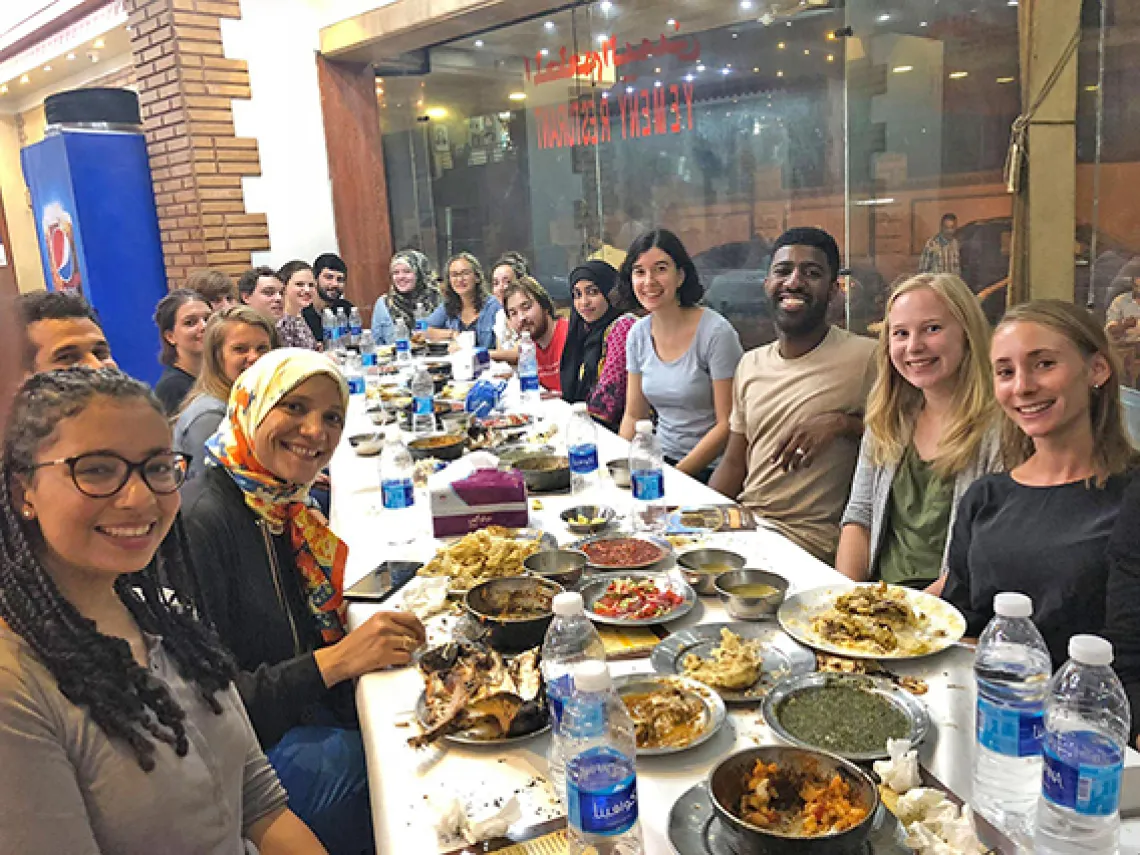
[517,331,540,409]
[541,592,606,808]
[379,428,417,544]
[972,592,1052,837]
[629,420,665,533]
[568,402,600,497]
[562,661,644,855]
[1035,635,1130,855]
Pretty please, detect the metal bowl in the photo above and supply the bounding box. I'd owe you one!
[708,745,879,854]
[678,548,747,595]
[348,432,384,457]
[366,407,395,427]
[560,504,617,535]
[439,410,471,434]
[512,455,571,493]
[715,569,789,620]
[606,458,631,488]
[464,576,563,652]
[407,433,467,461]
[524,549,588,590]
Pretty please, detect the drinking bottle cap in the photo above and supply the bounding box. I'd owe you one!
[1069,634,1113,666]
[993,592,1032,618]
[574,660,611,693]
[553,591,585,616]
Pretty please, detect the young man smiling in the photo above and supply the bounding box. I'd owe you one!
[503,277,569,393]
[709,227,876,563]
[18,291,117,376]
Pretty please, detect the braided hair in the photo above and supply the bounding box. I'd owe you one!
[0,367,237,771]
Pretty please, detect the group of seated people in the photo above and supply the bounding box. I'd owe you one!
[3,222,1140,855]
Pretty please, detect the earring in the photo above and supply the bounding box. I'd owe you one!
[21,508,34,520]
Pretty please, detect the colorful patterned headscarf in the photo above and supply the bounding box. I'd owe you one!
[205,348,350,643]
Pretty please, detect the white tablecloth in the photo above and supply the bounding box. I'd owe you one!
[329,392,1140,854]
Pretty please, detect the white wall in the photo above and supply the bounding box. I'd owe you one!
[224,0,339,268]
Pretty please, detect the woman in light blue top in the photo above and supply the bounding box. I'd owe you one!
[619,229,743,481]
[425,251,501,350]
[371,249,441,344]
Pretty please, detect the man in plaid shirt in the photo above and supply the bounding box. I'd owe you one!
[919,213,961,275]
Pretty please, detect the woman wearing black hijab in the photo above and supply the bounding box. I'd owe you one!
[560,261,639,431]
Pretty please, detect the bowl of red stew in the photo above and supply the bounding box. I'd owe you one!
[573,534,673,572]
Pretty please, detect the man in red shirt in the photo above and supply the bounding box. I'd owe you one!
[504,277,568,393]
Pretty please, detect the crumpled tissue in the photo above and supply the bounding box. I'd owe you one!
[400,577,450,620]
[430,792,521,844]
[873,738,921,794]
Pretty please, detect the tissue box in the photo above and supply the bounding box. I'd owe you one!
[431,467,529,537]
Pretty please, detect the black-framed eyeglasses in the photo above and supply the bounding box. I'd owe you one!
[28,451,189,498]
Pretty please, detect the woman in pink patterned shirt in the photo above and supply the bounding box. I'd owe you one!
[559,261,640,431]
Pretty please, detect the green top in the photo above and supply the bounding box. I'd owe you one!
[875,443,954,587]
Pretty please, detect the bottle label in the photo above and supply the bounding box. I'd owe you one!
[381,478,414,510]
[547,673,573,732]
[1042,730,1124,817]
[569,444,599,475]
[396,338,411,354]
[362,352,378,368]
[414,395,433,416]
[347,376,365,395]
[520,374,540,393]
[631,469,664,501]
[976,696,1044,757]
[567,748,639,836]
[351,323,362,336]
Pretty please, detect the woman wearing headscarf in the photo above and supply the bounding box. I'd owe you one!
[560,260,639,431]
[371,250,441,344]
[182,348,425,854]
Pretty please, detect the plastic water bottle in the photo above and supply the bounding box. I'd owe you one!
[542,592,606,807]
[348,307,362,347]
[568,403,601,497]
[1035,635,1130,855]
[414,302,430,333]
[379,429,417,544]
[518,331,540,409]
[335,307,349,350]
[629,420,665,532]
[344,352,365,397]
[394,317,412,364]
[359,330,378,373]
[410,365,436,435]
[322,308,337,351]
[562,661,644,855]
[972,592,1053,837]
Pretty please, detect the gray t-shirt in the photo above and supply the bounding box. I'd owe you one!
[173,394,227,483]
[0,626,287,854]
[626,308,743,460]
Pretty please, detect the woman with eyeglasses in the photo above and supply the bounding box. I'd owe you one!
[0,367,323,853]
[182,348,424,854]
[424,251,501,349]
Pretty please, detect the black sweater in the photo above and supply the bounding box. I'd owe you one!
[1105,475,1140,742]
[182,466,356,748]
[943,471,1132,669]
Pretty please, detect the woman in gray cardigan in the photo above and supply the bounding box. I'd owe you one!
[836,274,1001,592]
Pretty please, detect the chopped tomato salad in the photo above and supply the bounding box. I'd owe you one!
[592,578,684,620]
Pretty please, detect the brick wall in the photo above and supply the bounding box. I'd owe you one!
[125,0,269,287]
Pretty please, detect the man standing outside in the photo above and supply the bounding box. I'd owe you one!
[919,213,961,275]
[503,277,568,393]
[710,227,876,563]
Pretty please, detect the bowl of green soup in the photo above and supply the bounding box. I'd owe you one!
[714,569,788,620]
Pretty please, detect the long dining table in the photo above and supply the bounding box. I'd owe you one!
[329,389,1140,854]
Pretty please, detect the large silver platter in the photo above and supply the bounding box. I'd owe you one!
[580,571,696,627]
[777,583,966,661]
[667,783,910,855]
[612,673,727,757]
[762,671,930,762]
[414,691,550,746]
[569,532,675,572]
[650,621,815,703]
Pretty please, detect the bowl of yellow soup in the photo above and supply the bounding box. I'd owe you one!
[677,548,747,595]
[714,569,788,620]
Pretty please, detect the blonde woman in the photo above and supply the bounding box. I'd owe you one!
[836,274,1000,593]
[174,306,276,484]
[943,300,1138,667]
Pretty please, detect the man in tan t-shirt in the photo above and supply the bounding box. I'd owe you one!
[710,227,876,563]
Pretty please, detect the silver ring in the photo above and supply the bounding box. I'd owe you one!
[794,448,806,458]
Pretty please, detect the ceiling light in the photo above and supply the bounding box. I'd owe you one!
[66,52,76,60]
[803,49,810,55]
[892,65,913,73]
[684,74,694,82]
[732,33,739,39]
[919,20,928,27]
[696,63,706,72]
[721,67,731,75]
[20,74,30,84]
[667,18,677,27]
[949,70,968,79]
[654,80,662,87]
[599,0,612,10]
[777,41,786,49]
[602,92,609,99]
[377,78,383,83]
[626,85,635,93]
[0,84,7,94]
[827,54,835,62]
[596,33,609,43]
[826,31,837,41]
[426,106,447,119]
[93,37,105,49]
[776,70,784,77]
[541,48,549,56]
[544,20,555,31]
[655,67,661,73]
[741,0,753,8]
[876,13,891,22]
[1085,84,1099,92]
[997,76,1015,83]
[508,91,526,101]
[1007,0,1018,5]
[753,67,760,72]
[474,39,484,47]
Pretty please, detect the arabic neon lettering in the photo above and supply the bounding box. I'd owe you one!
[523,28,702,87]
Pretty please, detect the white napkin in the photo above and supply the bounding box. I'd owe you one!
[426,453,502,490]
[400,577,450,620]
[429,792,521,844]
[896,787,986,854]
[873,738,921,794]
